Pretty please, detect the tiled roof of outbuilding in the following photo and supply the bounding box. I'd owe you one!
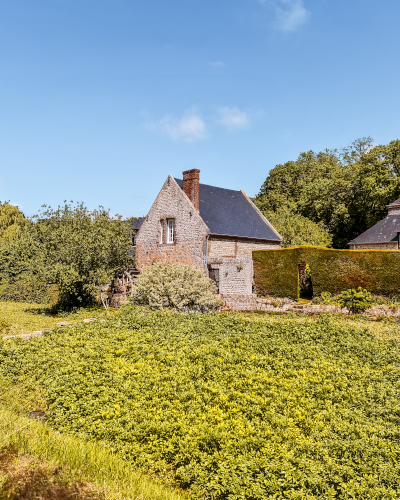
[387,198,400,208]
[132,218,144,230]
[174,178,282,241]
[348,215,400,245]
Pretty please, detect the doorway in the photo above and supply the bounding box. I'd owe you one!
[208,266,220,293]
[299,262,313,299]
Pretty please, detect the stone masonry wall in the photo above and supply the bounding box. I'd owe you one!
[135,176,209,269]
[221,294,400,318]
[135,178,281,295]
[207,238,280,295]
[208,238,279,259]
[222,294,346,314]
[208,257,253,295]
[353,243,398,250]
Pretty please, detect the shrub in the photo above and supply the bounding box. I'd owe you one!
[0,279,58,305]
[337,287,372,313]
[131,263,223,312]
[311,291,339,305]
[0,319,9,335]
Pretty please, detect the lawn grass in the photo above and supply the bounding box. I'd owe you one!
[0,301,116,338]
[0,447,104,499]
[0,408,188,500]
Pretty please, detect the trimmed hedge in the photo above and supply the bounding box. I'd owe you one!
[253,246,400,299]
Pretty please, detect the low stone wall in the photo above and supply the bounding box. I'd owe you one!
[221,294,294,312]
[365,306,400,319]
[221,294,400,318]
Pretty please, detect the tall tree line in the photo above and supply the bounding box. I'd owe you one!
[255,138,400,248]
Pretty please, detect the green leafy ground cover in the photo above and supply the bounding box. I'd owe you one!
[0,301,115,338]
[1,307,399,499]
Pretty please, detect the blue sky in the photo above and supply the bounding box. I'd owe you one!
[1,0,399,217]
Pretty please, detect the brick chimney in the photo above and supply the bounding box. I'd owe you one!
[182,169,200,211]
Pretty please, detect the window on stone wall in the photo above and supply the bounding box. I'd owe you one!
[159,220,164,244]
[167,219,175,244]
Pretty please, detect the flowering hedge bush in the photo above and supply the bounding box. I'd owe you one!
[1,308,399,499]
[132,263,223,312]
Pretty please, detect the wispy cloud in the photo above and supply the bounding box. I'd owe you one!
[152,110,206,143]
[208,61,225,67]
[259,0,310,32]
[275,0,309,31]
[216,107,250,131]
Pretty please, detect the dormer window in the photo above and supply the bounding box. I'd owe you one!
[167,219,175,244]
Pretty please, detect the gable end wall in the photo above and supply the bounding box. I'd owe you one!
[135,176,209,269]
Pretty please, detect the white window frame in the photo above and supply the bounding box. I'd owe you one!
[159,220,164,244]
[167,219,175,244]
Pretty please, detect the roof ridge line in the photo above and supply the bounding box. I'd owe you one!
[240,190,283,242]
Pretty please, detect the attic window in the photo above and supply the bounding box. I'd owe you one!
[159,220,164,244]
[167,219,175,244]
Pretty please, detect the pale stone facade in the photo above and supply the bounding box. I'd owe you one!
[349,243,398,250]
[135,176,209,269]
[207,239,279,294]
[135,173,282,295]
[208,238,278,259]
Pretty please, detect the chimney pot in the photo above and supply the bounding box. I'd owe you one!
[182,169,200,211]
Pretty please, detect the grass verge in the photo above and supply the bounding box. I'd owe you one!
[0,408,188,500]
[0,301,116,338]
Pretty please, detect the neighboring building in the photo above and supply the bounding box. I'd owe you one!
[134,169,282,295]
[348,198,400,250]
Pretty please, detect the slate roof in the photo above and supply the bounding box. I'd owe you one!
[132,218,144,231]
[174,178,282,241]
[348,215,400,245]
[387,198,400,208]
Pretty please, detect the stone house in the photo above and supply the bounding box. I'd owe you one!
[134,169,282,295]
[348,198,400,250]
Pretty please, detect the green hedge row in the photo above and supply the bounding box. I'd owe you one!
[253,246,400,299]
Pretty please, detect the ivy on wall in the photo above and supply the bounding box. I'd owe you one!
[253,246,400,299]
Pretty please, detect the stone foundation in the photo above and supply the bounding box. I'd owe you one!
[221,294,400,318]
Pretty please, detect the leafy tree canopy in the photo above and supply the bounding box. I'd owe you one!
[0,202,134,307]
[0,202,28,244]
[264,207,332,248]
[255,138,400,248]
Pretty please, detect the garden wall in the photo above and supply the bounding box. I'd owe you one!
[253,246,400,299]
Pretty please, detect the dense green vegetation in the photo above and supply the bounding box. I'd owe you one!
[0,202,134,308]
[132,263,223,312]
[1,307,399,499]
[255,137,400,248]
[253,246,400,299]
[262,207,332,248]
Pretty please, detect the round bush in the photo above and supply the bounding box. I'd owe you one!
[131,263,223,312]
[338,286,372,313]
